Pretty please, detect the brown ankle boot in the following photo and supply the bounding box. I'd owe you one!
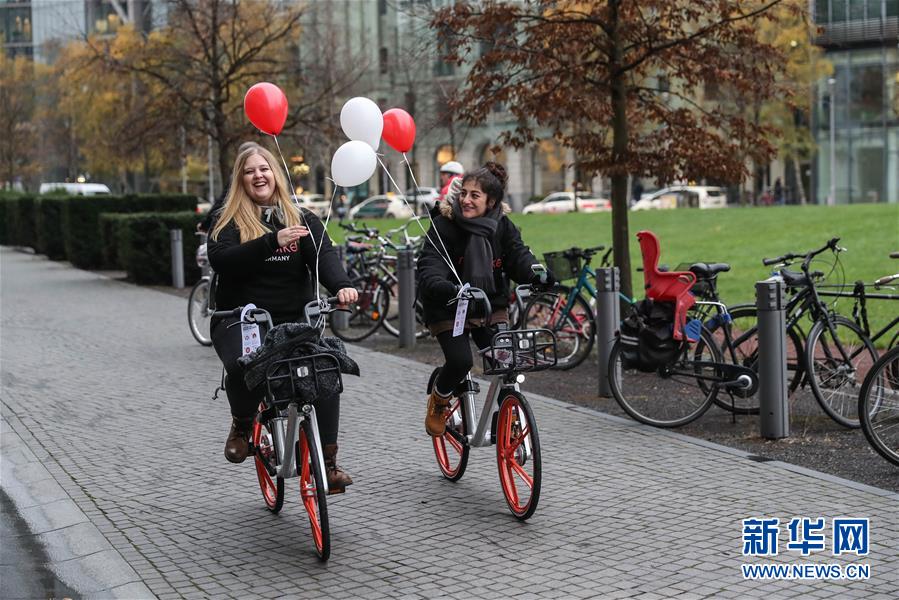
[425,390,451,437]
[224,416,254,463]
[322,444,353,494]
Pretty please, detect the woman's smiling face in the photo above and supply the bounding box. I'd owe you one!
[242,153,276,205]
[459,180,490,218]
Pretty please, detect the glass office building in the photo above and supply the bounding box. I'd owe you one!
[813,0,899,203]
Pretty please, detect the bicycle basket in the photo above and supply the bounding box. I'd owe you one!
[481,328,557,375]
[264,353,343,406]
[543,250,582,281]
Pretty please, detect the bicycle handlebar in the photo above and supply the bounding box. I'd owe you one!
[446,286,493,319]
[762,238,841,268]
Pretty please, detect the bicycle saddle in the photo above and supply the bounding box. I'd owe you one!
[346,242,373,253]
[689,262,731,278]
[780,268,811,288]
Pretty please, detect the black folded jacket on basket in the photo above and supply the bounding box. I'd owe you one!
[237,322,360,401]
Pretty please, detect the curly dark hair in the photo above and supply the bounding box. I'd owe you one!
[462,161,507,207]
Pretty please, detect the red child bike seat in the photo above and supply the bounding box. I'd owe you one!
[636,230,696,341]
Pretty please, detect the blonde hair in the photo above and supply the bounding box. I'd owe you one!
[211,144,302,243]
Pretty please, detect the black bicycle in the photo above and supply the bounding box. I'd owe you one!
[761,237,878,428]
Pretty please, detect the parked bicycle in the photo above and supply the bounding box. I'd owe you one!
[859,345,899,467]
[188,233,216,346]
[607,231,759,427]
[760,237,878,428]
[428,285,556,520]
[330,221,427,342]
[522,246,609,369]
[213,298,350,560]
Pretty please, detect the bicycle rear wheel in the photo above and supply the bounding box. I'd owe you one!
[252,417,284,513]
[859,346,899,466]
[705,306,803,415]
[496,391,541,520]
[805,316,877,428]
[523,289,594,370]
[428,368,469,481]
[608,328,720,427]
[298,420,330,561]
[187,278,213,346]
[330,274,388,342]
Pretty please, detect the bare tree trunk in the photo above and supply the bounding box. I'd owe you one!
[609,0,632,299]
[791,155,807,205]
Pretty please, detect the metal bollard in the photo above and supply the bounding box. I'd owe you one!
[756,276,789,439]
[596,267,620,397]
[331,244,349,330]
[170,229,184,289]
[397,247,416,348]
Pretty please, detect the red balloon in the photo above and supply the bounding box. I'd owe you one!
[244,82,288,135]
[382,108,416,152]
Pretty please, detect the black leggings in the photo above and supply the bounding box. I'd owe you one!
[433,327,495,396]
[211,316,340,445]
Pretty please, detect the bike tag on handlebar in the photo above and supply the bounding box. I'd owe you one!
[240,303,262,356]
[452,283,471,337]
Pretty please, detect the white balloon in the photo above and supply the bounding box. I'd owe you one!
[331,140,377,188]
[340,97,383,150]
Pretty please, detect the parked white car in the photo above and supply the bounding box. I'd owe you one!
[39,182,111,195]
[632,186,728,210]
[404,187,440,214]
[522,192,611,214]
[293,193,330,218]
[348,194,415,220]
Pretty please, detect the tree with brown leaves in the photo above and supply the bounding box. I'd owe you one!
[434,0,790,297]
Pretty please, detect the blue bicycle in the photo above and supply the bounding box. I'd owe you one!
[523,246,631,370]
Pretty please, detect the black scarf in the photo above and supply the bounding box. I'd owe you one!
[451,199,502,294]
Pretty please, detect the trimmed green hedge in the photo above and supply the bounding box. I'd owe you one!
[107,211,202,285]
[62,194,196,268]
[4,194,37,248]
[35,196,69,260]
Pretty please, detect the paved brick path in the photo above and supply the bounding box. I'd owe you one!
[2,248,898,599]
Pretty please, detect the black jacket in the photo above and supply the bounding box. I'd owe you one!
[208,209,351,324]
[417,200,538,325]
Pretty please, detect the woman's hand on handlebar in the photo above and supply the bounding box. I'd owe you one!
[336,287,358,305]
[277,225,309,247]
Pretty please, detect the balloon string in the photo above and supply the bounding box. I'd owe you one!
[377,155,461,285]
[402,152,459,284]
[272,134,326,306]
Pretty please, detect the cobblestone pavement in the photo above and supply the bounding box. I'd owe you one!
[2,248,898,599]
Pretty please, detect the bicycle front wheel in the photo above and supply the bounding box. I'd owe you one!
[608,328,720,427]
[859,346,899,466]
[705,306,804,415]
[298,420,330,561]
[187,278,213,346]
[252,417,284,513]
[805,316,877,428]
[496,392,541,520]
[523,289,594,370]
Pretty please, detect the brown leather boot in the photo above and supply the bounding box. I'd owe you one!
[425,390,451,437]
[322,444,353,494]
[224,416,254,464]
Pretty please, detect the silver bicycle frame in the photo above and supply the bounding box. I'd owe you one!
[273,402,329,494]
[458,373,531,462]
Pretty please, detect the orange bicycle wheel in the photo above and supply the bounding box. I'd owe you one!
[495,392,541,520]
[298,421,330,560]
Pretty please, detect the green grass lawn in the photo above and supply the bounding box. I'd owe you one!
[329,204,899,343]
